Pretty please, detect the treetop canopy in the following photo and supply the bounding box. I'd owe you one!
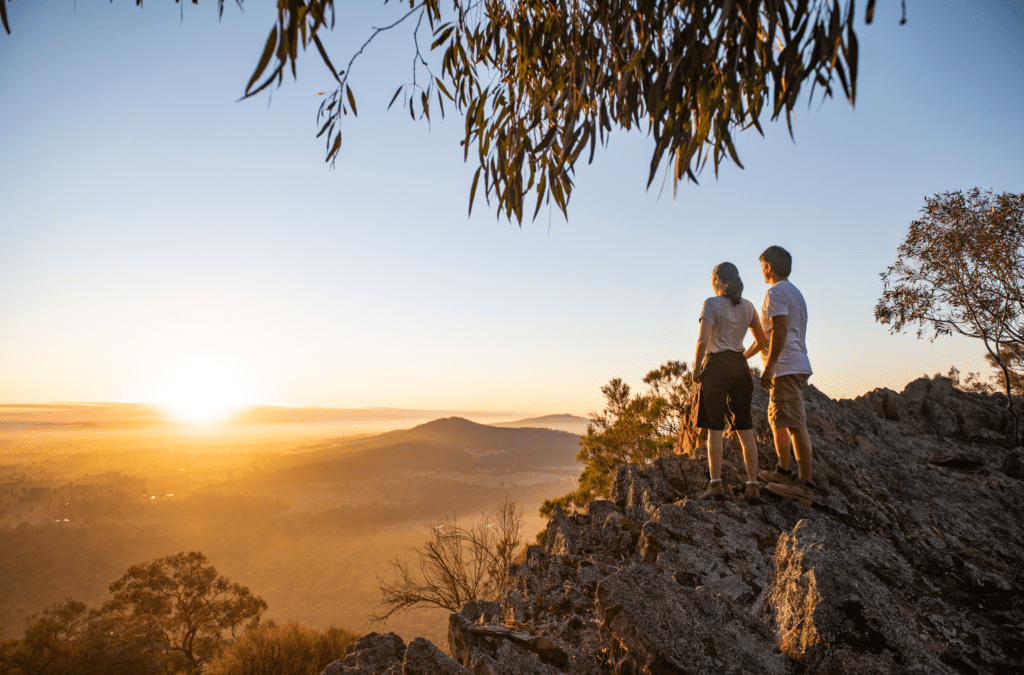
[1,0,904,222]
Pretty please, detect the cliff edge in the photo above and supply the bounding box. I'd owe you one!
[326,376,1024,674]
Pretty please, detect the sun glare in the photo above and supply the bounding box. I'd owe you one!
[153,358,253,424]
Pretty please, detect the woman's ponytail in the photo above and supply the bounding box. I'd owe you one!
[713,262,744,306]
[725,278,744,306]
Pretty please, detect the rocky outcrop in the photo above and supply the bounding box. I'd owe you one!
[323,631,470,675]
[323,377,1024,674]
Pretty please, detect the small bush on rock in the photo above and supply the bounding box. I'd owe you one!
[207,621,357,675]
[541,361,694,516]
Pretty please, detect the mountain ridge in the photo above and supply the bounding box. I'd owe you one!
[254,417,581,488]
[490,414,590,435]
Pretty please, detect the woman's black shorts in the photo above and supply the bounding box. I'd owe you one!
[695,350,754,431]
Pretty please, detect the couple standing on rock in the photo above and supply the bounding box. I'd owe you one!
[691,245,816,507]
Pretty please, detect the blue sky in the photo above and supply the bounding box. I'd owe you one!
[1,0,1022,414]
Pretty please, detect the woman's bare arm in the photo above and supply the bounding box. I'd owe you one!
[693,319,711,381]
[744,322,767,360]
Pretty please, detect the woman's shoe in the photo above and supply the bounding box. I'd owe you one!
[699,481,725,501]
[745,482,761,504]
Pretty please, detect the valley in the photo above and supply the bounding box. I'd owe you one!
[0,405,587,647]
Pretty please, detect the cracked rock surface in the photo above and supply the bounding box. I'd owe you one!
[324,377,1024,674]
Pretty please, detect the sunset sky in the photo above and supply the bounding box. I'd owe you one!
[1,1,1022,416]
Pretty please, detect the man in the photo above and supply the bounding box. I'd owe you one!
[756,246,815,506]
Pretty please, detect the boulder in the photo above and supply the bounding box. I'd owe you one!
[402,637,470,675]
[460,599,503,624]
[754,519,950,674]
[1002,447,1024,479]
[596,564,789,674]
[448,610,594,674]
[323,632,406,675]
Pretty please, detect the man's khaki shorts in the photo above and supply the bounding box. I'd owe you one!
[768,373,809,429]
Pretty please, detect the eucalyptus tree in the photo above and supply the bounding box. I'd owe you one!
[875,189,1024,443]
[103,551,267,674]
[0,553,267,675]
[1,0,904,222]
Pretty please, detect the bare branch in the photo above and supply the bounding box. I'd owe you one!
[374,495,523,622]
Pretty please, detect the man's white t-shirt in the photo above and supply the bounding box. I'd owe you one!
[760,280,812,377]
[699,296,758,353]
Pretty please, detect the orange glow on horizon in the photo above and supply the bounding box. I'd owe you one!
[158,399,242,424]
[152,355,256,424]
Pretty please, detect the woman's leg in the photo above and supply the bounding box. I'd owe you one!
[706,430,724,480]
[723,353,757,483]
[736,429,759,483]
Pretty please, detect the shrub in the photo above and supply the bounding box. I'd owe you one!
[207,621,357,675]
[0,599,165,675]
[541,361,693,516]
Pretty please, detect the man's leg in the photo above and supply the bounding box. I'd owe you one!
[766,423,814,505]
[771,424,791,472]
[759,422,794,484]
[788,427,813,484]
[767,426,815,505]
[762,374,814,503]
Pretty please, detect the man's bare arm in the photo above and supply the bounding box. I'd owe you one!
[760,314,789,389]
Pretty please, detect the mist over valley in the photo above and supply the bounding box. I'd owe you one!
[0,404,588,646]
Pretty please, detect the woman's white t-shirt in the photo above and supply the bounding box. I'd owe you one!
[699,296,757,353]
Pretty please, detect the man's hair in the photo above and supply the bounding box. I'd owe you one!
[760,246,792,278]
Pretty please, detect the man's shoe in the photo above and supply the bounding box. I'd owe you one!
[698,481,725,501]
[745,482,761,505]
[766,480,814,506]
[758,467,793,485]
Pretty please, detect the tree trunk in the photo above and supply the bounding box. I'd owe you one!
[986,341,1021,447]
[1000,402,1023,448]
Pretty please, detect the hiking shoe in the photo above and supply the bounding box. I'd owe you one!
[766,480,814,507]
[698,481,725,501]
[745,482,761,505]
[758,467,793,485]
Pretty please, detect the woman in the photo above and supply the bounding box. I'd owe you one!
[692,262,767,504]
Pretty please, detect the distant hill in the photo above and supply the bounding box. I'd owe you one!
[371,417,579,451]
[229,406,523,424]
[490,414,590,436]
[258,417,581,487]
[0,403,168,427]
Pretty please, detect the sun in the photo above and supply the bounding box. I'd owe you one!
[153,357,253,423]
